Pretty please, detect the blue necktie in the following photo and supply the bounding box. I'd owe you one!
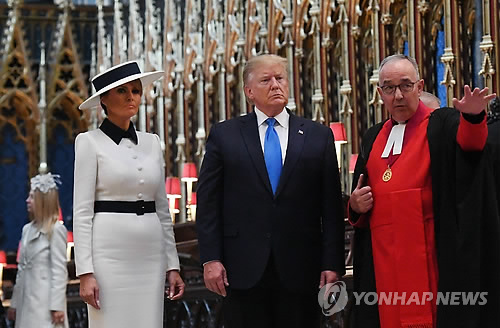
[264,118,282,194]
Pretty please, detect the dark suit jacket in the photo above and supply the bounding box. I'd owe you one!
[196,110,345,293]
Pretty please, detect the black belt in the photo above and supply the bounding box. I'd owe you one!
[94,200,156,216]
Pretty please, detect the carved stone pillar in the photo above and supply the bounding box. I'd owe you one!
[478,0,495,92]
[440,0,456,106]
[368,0,383,123]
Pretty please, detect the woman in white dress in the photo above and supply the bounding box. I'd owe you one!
[7,173,69,328]
[74,61,185,328]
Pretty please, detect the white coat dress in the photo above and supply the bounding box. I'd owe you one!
[73,128,180,328]
[10,221,69,328]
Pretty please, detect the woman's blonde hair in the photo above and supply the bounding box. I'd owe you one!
[31,188,61,239]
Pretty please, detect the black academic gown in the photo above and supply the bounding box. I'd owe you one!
[350,107,500,328]
[488,119,500,214]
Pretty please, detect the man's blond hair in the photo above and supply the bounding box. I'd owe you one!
[243,54,288,86]
[243,55,288,105]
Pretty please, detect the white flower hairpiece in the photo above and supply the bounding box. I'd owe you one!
[30,173,61,193]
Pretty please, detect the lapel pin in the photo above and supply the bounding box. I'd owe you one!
[298,130,304,135]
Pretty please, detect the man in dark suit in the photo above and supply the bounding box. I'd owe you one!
[196,54,345,328]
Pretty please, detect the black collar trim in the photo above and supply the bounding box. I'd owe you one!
[99,118,138,145]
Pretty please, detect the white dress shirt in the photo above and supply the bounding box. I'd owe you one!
[254,107,289,165]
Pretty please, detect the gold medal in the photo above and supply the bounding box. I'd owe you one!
[382,167,392,182]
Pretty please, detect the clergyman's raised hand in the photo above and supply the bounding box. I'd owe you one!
[452,85,497,115]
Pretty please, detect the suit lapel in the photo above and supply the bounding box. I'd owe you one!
[275,113,305,196]
[240,112,274,194]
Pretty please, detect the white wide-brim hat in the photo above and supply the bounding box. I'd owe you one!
[79,61,164,110]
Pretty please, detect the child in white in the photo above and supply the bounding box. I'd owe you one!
[8,173,69,328]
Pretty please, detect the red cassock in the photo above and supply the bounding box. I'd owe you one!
[351,102,487,328]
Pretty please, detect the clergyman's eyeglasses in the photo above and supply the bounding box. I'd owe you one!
[379,81,419,95]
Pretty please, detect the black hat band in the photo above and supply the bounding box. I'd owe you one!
[92,62,141,92]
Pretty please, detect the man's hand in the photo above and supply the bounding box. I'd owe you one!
[350,174,373,214]
[51,311,65,325]
[453,85,497,115]
[203,261,229,297]
[166,270,185,300]
[319,270,339,289]
[7,308,15,321]
[79,273,100,309]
